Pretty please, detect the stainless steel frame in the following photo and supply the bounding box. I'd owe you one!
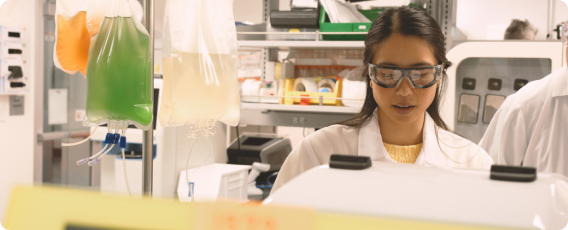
[142,0,154,196]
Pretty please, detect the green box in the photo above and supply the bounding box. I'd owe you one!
[319,8,382,41]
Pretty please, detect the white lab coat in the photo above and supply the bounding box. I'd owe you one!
[272,112,494,193]
[479,66,568,176]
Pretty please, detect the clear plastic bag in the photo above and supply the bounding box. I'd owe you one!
[86,0,143,38]
[84,0,152,130]
[160,0,240,137]
[53,0,90,77]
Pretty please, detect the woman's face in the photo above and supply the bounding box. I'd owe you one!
[371,33,439,126]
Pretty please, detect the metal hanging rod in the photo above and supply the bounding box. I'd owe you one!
[142,0,154,197]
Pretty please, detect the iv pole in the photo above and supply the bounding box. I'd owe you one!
[142,0,154,197]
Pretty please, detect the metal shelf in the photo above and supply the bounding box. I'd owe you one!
[242,102,361,114]
[237,40,364,49]
[240,103,361,128]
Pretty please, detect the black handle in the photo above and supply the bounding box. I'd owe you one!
[490,165,536,182]
[329,154,371,170]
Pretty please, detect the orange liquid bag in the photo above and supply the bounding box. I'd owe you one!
[55,11,90,77]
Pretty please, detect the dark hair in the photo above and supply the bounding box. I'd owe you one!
[504,19,537,40]
[336,6,452,130]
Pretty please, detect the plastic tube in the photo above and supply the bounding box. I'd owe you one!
[189,135,213,202]
[62,126,98,147]
[120,129,131,197]
[77,143,108,165]
[185,135,200,202]
[88,144,115,166]
[122,148,132,196]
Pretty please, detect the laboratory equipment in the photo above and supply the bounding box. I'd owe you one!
[85,0,152,130]
[247,162,271,195]
[90,79,171,197]
[0,26,27,95]
[8,185,533,229]
[265,156,568,229]
[442,41,562,143]
[89,79,229,198]
[160,0,240,137]
[241,79,267,103]
[227,133,292,171]
[177,163,251,203]
[1,58,26,94]
[341,66,366,107]
[270,10,320,28]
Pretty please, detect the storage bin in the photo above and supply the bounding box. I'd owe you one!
[319,7,381,41]
[281,77,343,106]
[267,28,317,41]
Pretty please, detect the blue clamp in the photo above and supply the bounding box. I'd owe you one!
[120,136,126,149]
[104,133,113,144]
[112,133,121,144]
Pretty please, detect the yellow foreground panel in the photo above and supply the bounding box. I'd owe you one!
[4,186,521,230]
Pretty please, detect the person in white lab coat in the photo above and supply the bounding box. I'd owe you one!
[272,6,493,193]
[479,44,568,176]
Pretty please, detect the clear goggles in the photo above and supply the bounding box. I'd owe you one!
[562,21,568,46]
[368,63,444,88]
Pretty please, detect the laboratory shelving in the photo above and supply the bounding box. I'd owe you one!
[238,40,364,49]
[240,102,361,128]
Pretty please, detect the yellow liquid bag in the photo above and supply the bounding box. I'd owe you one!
[160,0,240,138]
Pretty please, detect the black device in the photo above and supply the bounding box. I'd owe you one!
[10,82,25,88]
[490,165,537,182]
[270,0,319,28]
[329,154,372,170]
[270,10,320,28]
[514,78,529,91]
[8,66,23,79]
[487,78,502,91]
[8,31,20,38]
[227,133,292,171]
[462,78,476,90]
[8,48,22,54]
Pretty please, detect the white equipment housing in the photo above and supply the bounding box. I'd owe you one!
[442,41,563,142]
[177,163,251,203]
[264,162,568,229]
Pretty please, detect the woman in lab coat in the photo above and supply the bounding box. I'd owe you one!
[271,6,493,193]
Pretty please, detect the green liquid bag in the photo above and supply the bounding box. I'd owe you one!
[85,3,152,130]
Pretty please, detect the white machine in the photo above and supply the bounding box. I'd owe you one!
[443,41,563,143]
[177,163,252,203]
[264,155,568,229]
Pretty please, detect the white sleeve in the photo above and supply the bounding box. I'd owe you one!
[270,138,321,194]
[479,97,527,166]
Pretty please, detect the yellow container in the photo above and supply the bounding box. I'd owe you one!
[282,77,343,106]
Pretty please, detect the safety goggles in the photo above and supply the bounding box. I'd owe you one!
[562,21,568,46]
[368,63,444,88]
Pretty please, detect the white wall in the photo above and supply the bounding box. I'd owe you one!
[457,0,549,40]
[553,0,568,31]
[0,0,42,221]
[232,0,291,24]
[234,0,264,24]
